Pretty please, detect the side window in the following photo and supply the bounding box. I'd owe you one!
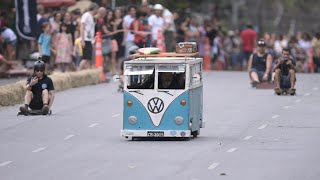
[190,66,195,86]
[190,63,202,85]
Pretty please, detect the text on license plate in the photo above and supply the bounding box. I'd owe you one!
[147,131,164,137]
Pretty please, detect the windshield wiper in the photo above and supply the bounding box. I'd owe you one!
[158,90,173,96]
[129,90,144,95]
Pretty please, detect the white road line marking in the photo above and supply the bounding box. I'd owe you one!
[272,115,279,119]
[227,148,238,153]
[258,124,268,130]
[64,134,75,140]
[0,161,12,167]
[243,136,253,140]
[128,164,136,169]
[295,99,302,103]
[208,162,220,170]
[313,87,319,91]
[283,106,290,109]
[303,93,311,96]
[88,123,99,128]
[32,147,47,153]
[112,114,120,118]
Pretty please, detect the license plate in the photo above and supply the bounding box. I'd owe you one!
[147,131,164,137]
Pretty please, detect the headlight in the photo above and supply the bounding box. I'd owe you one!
[128,116,137,124]
[180,100,186,106]
[174,116,184,125]
[127,100,133,107]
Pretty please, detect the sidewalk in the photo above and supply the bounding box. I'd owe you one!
[0,77,26,86]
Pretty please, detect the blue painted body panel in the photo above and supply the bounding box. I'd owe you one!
[123,87,203,132]
[123,91,189,130]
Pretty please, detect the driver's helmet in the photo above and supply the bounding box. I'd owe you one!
[34,58,45,72]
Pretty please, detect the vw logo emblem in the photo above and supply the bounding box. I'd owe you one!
[147,97,164,114]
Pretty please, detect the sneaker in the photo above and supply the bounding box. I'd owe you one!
[19,106,30,115]
[274,87,283,95]
[251,81,259,88]
[42,105,50,115]
[288,88,296,95]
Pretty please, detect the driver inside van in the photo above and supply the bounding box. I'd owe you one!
[158,72,183,89]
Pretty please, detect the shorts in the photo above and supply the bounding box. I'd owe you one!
[280,75,291,89]
[82,41,93,60]
[41,55,50,64]
[250,68,271,82]
[29,96,43,110]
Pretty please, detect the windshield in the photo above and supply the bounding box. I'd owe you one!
[125,66,155,89]
[158,65,186,90]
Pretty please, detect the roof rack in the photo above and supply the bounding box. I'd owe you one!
[130,52,198,58]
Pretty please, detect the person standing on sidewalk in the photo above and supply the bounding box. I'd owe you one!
[240,23,257,70]
[79,3,99,70]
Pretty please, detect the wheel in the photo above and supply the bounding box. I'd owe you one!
[192,129,200,138]
[192,132,198,138]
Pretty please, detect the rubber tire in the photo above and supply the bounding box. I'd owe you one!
[192,129,200,138]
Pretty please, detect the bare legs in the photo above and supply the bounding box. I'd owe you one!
[249,71,260,83]
[24,90,33,105]
[23,89,52,108]
[79,59,90,70]
[274,68,296,92]
[274,69,281,89]
[289,69,295,89]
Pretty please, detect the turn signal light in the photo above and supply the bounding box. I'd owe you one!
[180,100,186,106]
[127,100,133,107]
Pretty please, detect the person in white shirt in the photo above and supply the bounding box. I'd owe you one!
[0,26,17,60]
[122,6,136,58]
[163,8,175,52]
[148,4,164,46]
[79,2,99,70]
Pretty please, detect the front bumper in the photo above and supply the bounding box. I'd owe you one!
[121,129,191,138]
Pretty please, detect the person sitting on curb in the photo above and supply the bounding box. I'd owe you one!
[273,47,296,94]
[19,58,55,115]
[247,39,273,87]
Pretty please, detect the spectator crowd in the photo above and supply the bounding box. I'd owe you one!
[1,1,320,77]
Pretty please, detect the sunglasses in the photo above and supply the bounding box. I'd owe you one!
[35,69,44,72]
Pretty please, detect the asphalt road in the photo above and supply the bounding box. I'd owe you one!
[0,71,319,180]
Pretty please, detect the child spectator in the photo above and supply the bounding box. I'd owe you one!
[38,22,53,71]
[73,32,82,67]
[54,23,73,72]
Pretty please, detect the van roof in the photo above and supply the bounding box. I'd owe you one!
[126,52,203,64]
